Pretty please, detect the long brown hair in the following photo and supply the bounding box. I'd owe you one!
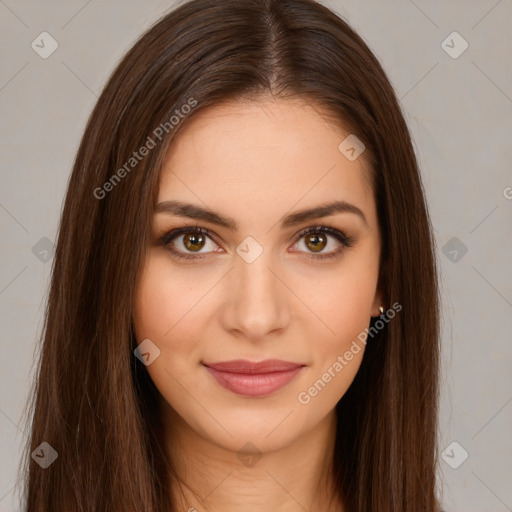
[17,0,442,510]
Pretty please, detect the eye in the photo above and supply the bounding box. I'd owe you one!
[290,225,354,261]
[160,226,220,261]
[159,224,354,263]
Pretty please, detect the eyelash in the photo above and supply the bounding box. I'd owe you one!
[159,224,355,263]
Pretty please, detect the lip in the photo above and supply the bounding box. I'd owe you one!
[202,359,305,397]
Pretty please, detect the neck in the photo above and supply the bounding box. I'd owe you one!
[160,402,345,512]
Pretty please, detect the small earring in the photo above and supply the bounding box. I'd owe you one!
[379,306,384,315]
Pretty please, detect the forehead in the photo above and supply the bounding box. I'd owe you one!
[157,96,376,228]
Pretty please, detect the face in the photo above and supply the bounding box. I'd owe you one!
[133,96,382,454]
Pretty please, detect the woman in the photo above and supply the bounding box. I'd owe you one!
[18,0,442,510]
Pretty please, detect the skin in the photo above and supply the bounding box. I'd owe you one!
[132,95,383,512]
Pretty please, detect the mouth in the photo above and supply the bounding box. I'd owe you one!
[202,359,305,397]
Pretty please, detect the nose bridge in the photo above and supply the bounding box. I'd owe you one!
[221,247,289,339]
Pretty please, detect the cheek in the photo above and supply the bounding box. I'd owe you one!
[133,252,210,342]
[323,274,375,342]
[132,263,171,342]
[301,258,378,346]
[291,247,379,405]
[295,273,372,411]
[132,255,206,397]
[132,252,224,397]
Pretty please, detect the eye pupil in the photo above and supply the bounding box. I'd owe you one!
[184,232,205,252]
[306,233,326,252]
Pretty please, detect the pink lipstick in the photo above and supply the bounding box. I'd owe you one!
[202,359,305,397]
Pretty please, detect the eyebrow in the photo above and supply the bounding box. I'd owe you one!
[154,199,369,230]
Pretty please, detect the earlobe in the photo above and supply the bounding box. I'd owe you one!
[370,305,385,319]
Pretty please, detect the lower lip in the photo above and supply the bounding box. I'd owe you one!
[204,365,304,397]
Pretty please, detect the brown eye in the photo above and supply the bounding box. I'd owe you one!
[304,232,327,253]
[183,231,206,252]
[161,227,219,260]
[160,224,353,263]
[291,225,354,261]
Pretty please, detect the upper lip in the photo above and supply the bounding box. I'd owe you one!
[202,359,305,374]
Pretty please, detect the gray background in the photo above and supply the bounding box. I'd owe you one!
[1,1,511,510]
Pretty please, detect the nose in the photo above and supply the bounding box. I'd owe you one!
[219,250,291,342]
